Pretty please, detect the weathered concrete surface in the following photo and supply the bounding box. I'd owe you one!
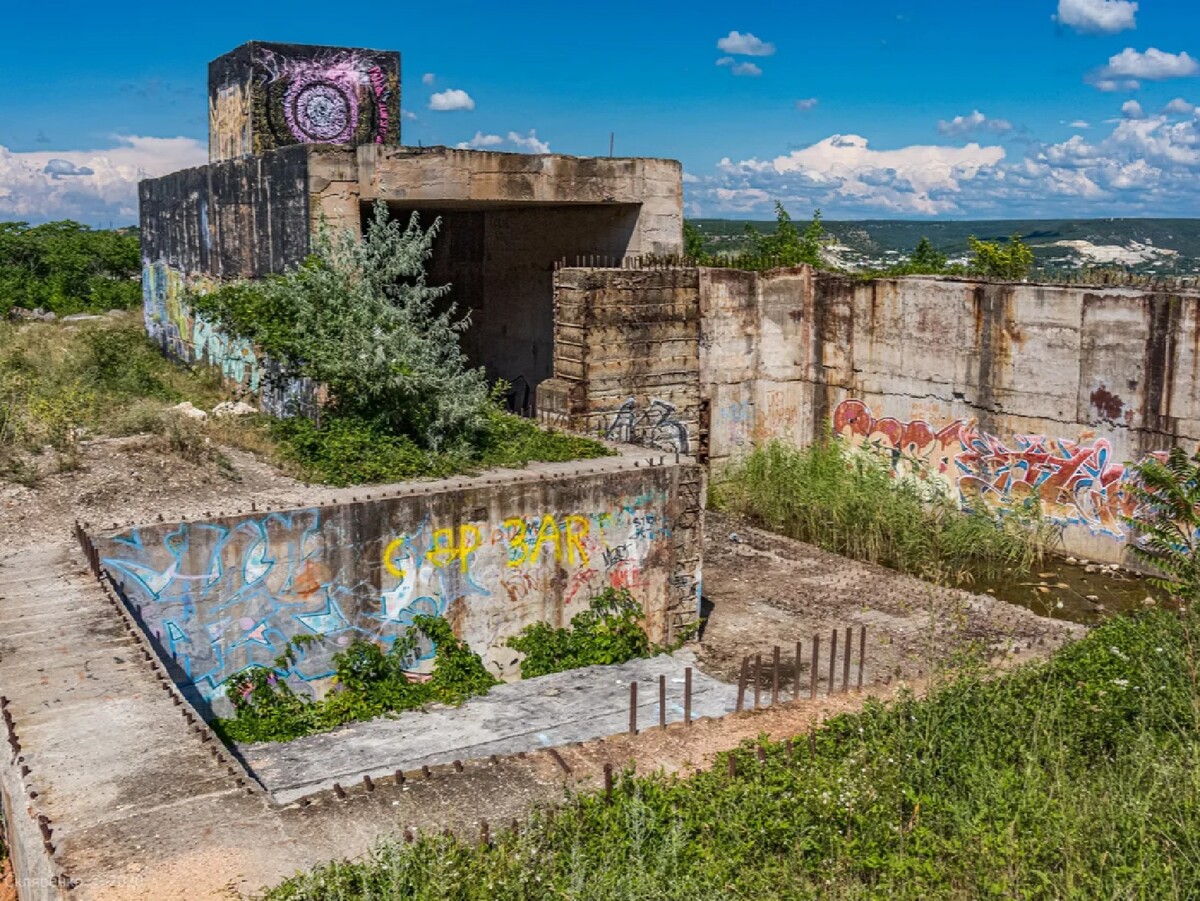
[539,267,701,456]
[93,455,704,716]
[241,650,735,805]
[545,266,1200,563]
[208,42,401,163]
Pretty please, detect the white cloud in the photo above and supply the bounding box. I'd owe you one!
[506,130,550,153]
[1054,0,1138,35]
[1165,98,1196,115]
[1068,119,1092,128]
[422,73,436,86]
[401,108,418,121]
[716,31,775,56]
[1089,47,1199,90]
[937,110,1013,136]
[1122,99,1146,118]
[455,129,550,154]
[0,135,207,224]
[717,57,762,77]
[428,89,475,111]
[795,98,819,112]
[456,131,504,149]
[687,112,1200,218]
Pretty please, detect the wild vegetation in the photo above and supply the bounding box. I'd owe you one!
[214,617,499,744]
[265,605,1200,900]
[0,316,261,485]
[189,202,611,485]
[0,221,141,314]
[506,588,655,678]
[711,439,1055,587]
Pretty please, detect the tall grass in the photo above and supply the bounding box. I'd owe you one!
[711,439,1056,586]
[265,611,1200,900]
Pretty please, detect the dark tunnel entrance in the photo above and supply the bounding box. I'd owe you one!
[371,201,640,411]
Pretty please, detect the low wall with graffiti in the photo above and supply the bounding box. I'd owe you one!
[91,458,704,716]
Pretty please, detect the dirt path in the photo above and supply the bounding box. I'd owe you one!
[698,511,1084,692]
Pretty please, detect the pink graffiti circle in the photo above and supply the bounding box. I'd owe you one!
[286,80,356,143]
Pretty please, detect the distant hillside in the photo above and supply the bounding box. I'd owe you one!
[688,218,1200,275]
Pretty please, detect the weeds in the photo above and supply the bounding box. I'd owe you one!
[214,616,498,744]
[266,610,1200,900]
[712,439,1057,587]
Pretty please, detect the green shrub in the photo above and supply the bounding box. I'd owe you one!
[713,439,1055,586]
[507,588,653,678]
[215,616,499,744]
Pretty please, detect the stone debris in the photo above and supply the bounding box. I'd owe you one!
[212,400,259,417]
[169,401,208,421]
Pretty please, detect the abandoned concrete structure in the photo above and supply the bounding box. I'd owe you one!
[141,41,683,407]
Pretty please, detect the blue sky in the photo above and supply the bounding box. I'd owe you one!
[1,0,1198,224]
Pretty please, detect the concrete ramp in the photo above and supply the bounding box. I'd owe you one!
[239,651,736,804]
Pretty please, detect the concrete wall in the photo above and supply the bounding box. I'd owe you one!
[538,268,700,454]
[543,266,1200,563]
[93,459,703,716]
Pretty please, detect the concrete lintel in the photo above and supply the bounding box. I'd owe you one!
[353,144,682,206]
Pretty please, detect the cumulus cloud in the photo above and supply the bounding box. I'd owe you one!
[1121,99,1146,118]
[455,129,550,154]
[717,57,762,77]
[794,98,819,112]
[0,135,206,225]
[1067,119,1092,128]
[1054,0,1138,35]
[456,131,504,149]
[1165,98,1196,115]
[429,89,475,111]
[422,73,436,86]
[686,111,1200,218]
[1088,47,1200,90]
[937,110,1014,136]
[716,31,775,56]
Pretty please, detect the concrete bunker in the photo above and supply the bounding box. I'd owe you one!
[139,41,684,411]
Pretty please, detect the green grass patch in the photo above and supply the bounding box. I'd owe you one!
[265,610,1200,900]
[271,410,611,487]
[712,439,1055,587]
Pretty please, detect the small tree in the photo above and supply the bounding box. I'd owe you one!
[907,236,948,274]
[194,201,493,450]
[1122,447,1200,605]
[968,233,1034,281]
[745,202,824,267]
[683,221,710,263]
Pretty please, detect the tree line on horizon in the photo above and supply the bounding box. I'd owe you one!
[0,220,141,316]
[685,201,1035,280]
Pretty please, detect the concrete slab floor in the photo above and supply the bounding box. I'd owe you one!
[239,650,735,804]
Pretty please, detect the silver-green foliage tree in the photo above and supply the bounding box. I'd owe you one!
[196,201,492,450]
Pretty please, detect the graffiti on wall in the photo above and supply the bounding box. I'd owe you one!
[98,492,673,706]
[833,398,1136,539]
[252,47,398,152]
[605,398,690,454]
[142,261,316,417]
[208,82,253,161]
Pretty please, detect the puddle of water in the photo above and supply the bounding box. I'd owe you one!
[968,557,1172,626]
